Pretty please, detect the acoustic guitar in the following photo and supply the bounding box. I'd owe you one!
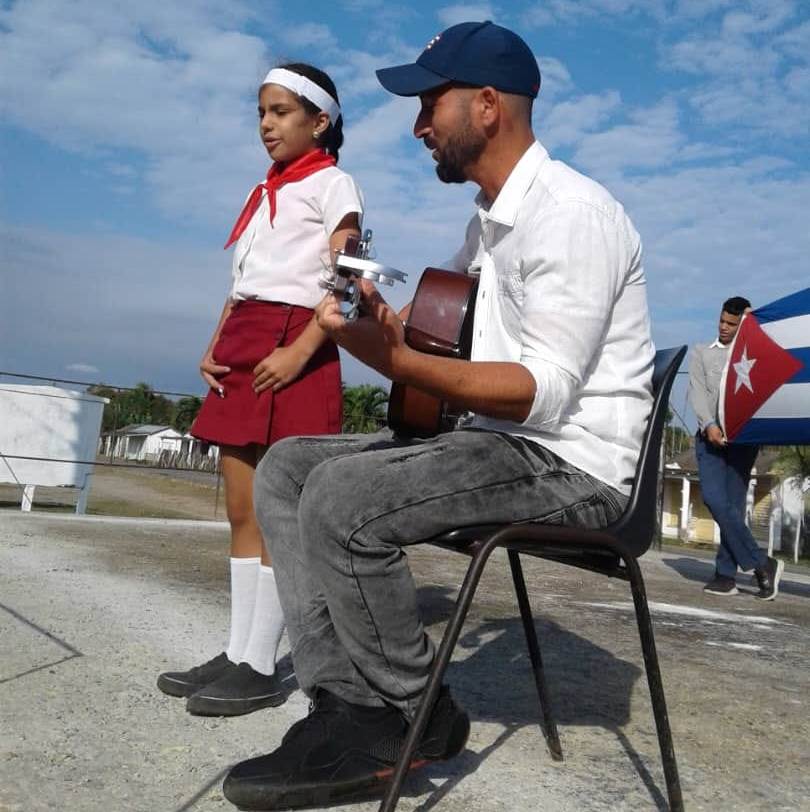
[387,268,479,438]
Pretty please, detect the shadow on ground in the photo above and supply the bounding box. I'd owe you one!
[663,555,810,598]
[176,584,668,811]
[405,584,668,811]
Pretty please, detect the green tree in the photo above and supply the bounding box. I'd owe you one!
[87,385,119,431]
[773,446,810,481]
[172,396,203,434]
[124,382,174,426]
[342,384,389,433]
[663,406,691,460]
[88,382,175,431]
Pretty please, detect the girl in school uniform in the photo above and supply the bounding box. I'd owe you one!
[157,63,363,716]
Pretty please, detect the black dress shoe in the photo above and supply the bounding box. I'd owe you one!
[157,652,235,698]
[222,686,469,810]
[186,662,284,717]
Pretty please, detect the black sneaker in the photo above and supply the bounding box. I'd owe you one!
[754,556,785,601]
[703,574,738,596]
[222,686,469,810]
[186,661,284,716]
[415,685,471,762]
[157,652,235,698]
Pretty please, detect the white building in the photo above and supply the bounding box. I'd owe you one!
[100,424,182,461]
[99,424,218,468]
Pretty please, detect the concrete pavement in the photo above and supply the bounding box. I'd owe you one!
[2,510,809,811]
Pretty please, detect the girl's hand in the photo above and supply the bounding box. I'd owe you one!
[200,351,231,396]
[253,346,308,393]
[315,292,348,332]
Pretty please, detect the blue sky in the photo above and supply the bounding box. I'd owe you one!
[1,0,808,426]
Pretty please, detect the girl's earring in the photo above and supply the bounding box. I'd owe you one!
[313,130,321,140]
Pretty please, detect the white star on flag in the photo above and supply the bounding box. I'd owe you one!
[733,346,757,393]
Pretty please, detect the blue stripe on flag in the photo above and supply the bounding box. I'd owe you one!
[734,417,810,445]
[788,347,810,383]
[754,287,810,324]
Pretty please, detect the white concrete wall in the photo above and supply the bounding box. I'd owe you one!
[0,385,107,487]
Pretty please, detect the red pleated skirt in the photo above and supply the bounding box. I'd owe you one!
[191,300,342,448]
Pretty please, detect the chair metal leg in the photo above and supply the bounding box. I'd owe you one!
[377,537,501,812]
[507,550,563,761]
[624,555,683,812]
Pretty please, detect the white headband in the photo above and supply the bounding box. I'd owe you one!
[262,68,341,124]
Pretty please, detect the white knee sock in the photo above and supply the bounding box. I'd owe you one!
[225,556,261,663]
[241,565,286,676]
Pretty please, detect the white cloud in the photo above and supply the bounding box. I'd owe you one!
[523,0,667,27]
[664,2,808,137]
[65,363,101,375]
[571,100,684,174]
[612,159,810,348]
[326,48,411,101]
[523,6,554,28]
[720,2,795,36]
[106,164,138,178]
[538,90,622,150]
[282,22,336,50]
[0,0,272,228]
[535,56,574,101]
[437,4,497,27]
[673,0,735,19]
[776,17,810,59]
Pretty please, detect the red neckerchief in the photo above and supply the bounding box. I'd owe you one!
[224,149,336,249]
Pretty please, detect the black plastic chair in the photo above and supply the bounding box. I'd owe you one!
[379,346,687,812]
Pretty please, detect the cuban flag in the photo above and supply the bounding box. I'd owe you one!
[720,287,810,444]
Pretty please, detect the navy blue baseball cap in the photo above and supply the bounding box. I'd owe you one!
[376,21,541,99]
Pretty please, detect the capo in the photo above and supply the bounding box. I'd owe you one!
[327,229,407,321]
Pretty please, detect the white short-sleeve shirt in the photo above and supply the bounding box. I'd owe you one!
[230,166,364,308]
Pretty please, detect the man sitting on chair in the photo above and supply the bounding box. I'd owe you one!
[223,20,655,811]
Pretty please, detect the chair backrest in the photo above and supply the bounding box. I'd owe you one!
[608,346,687,557]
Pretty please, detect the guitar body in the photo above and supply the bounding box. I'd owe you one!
[387,268,479,438]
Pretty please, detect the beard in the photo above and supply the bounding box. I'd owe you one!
[433,117,486,184]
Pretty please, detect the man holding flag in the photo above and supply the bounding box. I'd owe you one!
[689,296,784,600]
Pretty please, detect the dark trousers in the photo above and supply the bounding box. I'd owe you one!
[695,432,766,577]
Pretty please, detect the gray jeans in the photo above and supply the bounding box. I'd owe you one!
[253,428,625,717]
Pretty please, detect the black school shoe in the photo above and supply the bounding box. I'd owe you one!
[703,574,738,596]
[222,685,470,810]
[754,556,785,601]
[186,661,284,716]
[157,652,236,698]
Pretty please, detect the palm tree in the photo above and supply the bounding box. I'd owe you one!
[342,384,389,433]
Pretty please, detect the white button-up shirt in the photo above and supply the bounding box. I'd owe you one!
[447,141,654,494]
